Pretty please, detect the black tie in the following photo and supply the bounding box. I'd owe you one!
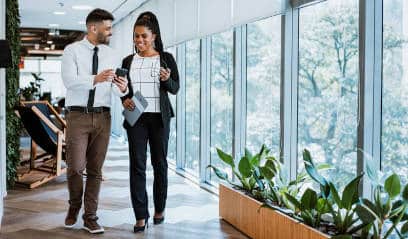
[87,46,98,108]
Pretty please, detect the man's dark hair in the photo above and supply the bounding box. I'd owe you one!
[86,8,114,25]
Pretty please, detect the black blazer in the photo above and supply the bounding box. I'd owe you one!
[120,51,180,128]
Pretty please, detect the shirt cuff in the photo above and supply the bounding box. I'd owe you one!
[117,87,129,97]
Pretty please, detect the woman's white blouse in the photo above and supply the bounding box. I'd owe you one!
[129,54,161,113]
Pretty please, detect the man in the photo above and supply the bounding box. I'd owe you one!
[61,8,128,234]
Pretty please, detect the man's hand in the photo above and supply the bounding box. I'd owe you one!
[122,98,135,111]
[94,69,115,85]
[113,76,128,93]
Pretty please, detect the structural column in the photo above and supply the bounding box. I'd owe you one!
[0,0,6,228]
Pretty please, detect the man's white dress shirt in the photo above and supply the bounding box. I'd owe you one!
[61,37,127,107]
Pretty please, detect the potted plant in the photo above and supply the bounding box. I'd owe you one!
[20,72,44,101]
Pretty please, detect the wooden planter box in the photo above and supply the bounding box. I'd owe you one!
[219,183,330,239]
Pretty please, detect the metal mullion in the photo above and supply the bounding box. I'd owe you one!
[358,0,382,198]
[176,44,186,170]
[282,6,300,181]
[232,26,245,183]
[200,37,211,184]
[240,26,247,155]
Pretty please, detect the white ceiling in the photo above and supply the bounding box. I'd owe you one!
[19,0,148,31]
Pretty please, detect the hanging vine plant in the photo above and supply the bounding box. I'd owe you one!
[6,0,21,188]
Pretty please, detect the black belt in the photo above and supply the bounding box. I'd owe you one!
[67,106,110,113]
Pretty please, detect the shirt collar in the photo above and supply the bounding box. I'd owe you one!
[81,36,98,50]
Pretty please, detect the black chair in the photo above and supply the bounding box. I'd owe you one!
[15,101,66,188]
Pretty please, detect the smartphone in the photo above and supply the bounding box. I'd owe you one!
[115,68,128,77]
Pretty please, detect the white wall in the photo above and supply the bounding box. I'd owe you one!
[112,0,287,48]
[0,0,6,228]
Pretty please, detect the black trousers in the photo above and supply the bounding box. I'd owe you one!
[126,113,170,220]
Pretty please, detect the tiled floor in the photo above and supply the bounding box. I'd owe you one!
[0,137,248,239]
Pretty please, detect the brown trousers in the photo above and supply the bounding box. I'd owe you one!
[65,111,111,219]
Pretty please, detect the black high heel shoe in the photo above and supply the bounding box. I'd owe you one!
[153,216,164,225]
[133,217,149,233]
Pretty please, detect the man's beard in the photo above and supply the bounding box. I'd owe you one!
[97,32,110,45]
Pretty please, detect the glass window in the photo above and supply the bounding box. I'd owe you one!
[210,30,234,182]
[297,0,359,188]
[166,46,177,164]
[246,16,281,155]
[382,0,408,184]
[185,40,201,175]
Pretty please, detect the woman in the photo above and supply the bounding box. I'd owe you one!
[120,11,179,233]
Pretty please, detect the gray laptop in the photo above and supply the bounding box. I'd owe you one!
[122,91,148,127]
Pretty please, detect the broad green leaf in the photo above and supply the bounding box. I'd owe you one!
[383,197,391,217]
[216,148,235,168]
[244,148,253,161]
[260,166,274,180]
[403,184,408,201]
[301,188,318,210]
[238,156,252,178]
[285,193,301,210]
[316,198,329,213]
[207,165,229,182]
[249,177,256,190]
[265,158,278,174]
[250,153,261,166]
[301,211,315,227]
[258,144,268,156]
[316,163,333,171]
[303,149,328,188]
[401,221,408,236]
[361,198,380,217]
[342,174,363,210]
[329,182,342,208]
[331,235,352,239]
[253,168,265,191]
[384,173,401,199]
[355,204,377,224]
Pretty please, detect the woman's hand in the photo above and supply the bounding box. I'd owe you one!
[122,98,135,111]
[160,67,171,81]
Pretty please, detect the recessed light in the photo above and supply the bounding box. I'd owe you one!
[47,40,53,44]
[53,11,66,15]
[49,23,59,27]
[78,21,86,25]
[72,5,93,10]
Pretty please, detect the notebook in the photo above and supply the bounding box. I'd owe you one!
[122,91,148,127]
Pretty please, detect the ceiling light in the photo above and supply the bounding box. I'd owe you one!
[49,23,59,27]
[53,11,66,15]
[72,5,93,10]
[47,40,53,44]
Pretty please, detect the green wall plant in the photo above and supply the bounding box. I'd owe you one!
[5,0,21,188]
